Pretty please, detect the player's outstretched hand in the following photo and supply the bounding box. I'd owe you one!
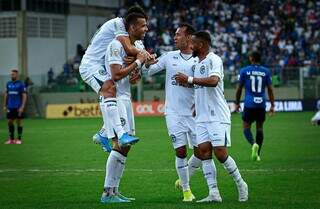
[145,54,158,68]
[124,56,135,65]
[269,105,275,116]
[174,72,188,85]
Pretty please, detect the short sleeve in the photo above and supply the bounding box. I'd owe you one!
[239,68,246,85]
[20,83,26,93]
[114,18,129,37]
[208,57,223,79]
[108,41,124,66]
[156,53,167,70]
[266,69,272,86]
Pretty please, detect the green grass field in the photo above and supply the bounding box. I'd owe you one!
[0,112,319,209]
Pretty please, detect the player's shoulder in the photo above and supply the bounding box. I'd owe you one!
[158,50,179,61]
[167,50,180,57]
[109,39,123,49]
[207,52,222,63]
[260,65,271,74]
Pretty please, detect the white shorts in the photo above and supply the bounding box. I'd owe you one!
[196,121,231,147]
[165,115,197,149]
[79,61,111,94]
[100,98,135,139]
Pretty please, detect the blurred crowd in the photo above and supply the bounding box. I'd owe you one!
[123,0,320,83]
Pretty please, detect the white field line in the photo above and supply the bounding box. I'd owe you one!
[0,168,319,174]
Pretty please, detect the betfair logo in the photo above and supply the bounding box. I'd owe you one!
[62,105,101,117]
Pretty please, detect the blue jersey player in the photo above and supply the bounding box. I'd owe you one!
[3,69,27,144]
[235,52,275,161]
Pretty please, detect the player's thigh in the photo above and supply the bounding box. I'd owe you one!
[255,108,266,124]
[195,122,211,146]
[79,63,110,94]
[207,122,231,148]
[6,108,18,120]
[183,116,198,148]
[242,107,254,124]
[165,115,189,149]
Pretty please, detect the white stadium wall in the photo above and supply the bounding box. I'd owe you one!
[27,38,65,86]
[0,38,18,75]
[67,15,86,59]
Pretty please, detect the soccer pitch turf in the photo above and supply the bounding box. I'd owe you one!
[0,112,319,209]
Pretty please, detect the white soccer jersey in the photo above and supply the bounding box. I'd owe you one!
[194,52,231,123]
[82,17,128,64]
[146,50,198,116]
[105,39,145,100]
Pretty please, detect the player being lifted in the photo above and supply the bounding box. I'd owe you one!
[79,5,150,149]
[235,51,275,161]
[100,12,149,203]
[175,31,248,203]
[143,23,202,202]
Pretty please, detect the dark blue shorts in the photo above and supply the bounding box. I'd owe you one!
[242,107,266,123]
[6,108,24,119]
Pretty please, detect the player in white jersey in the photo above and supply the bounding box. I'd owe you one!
[175,31,248,203]
[143,23,202,202]
[80,5,149,147]
[93,40,146,153]
[100,13,149,204]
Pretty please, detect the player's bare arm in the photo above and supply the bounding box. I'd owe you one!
[111,51,147,81]
[267,85,275,116]
[3,92,7,111]
[235,83,244,112]
[18,92,27,116]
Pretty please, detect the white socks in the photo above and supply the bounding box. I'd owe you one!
[104,98,125,139]
[222,156,244,185]
[175,157,190,191]
[202,159,218,194]
[188,154,202,177]
[104,151,127,195]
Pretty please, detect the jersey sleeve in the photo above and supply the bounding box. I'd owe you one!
[266,69,272,86]
[208,57,223,79]
[20,82,26,93]
[145,53,167,76]
[114,18,129,38]
[238,68,246,85]
[108,41,124,66]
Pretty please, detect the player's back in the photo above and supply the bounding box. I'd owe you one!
[83,17,127,64]
[239,65,272,108]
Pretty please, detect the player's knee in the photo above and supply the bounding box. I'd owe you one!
[8,120,14,125]
[198,143,212,160]
[193,146,201,158]
[175,146,187,158]
[213,147,228,163]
